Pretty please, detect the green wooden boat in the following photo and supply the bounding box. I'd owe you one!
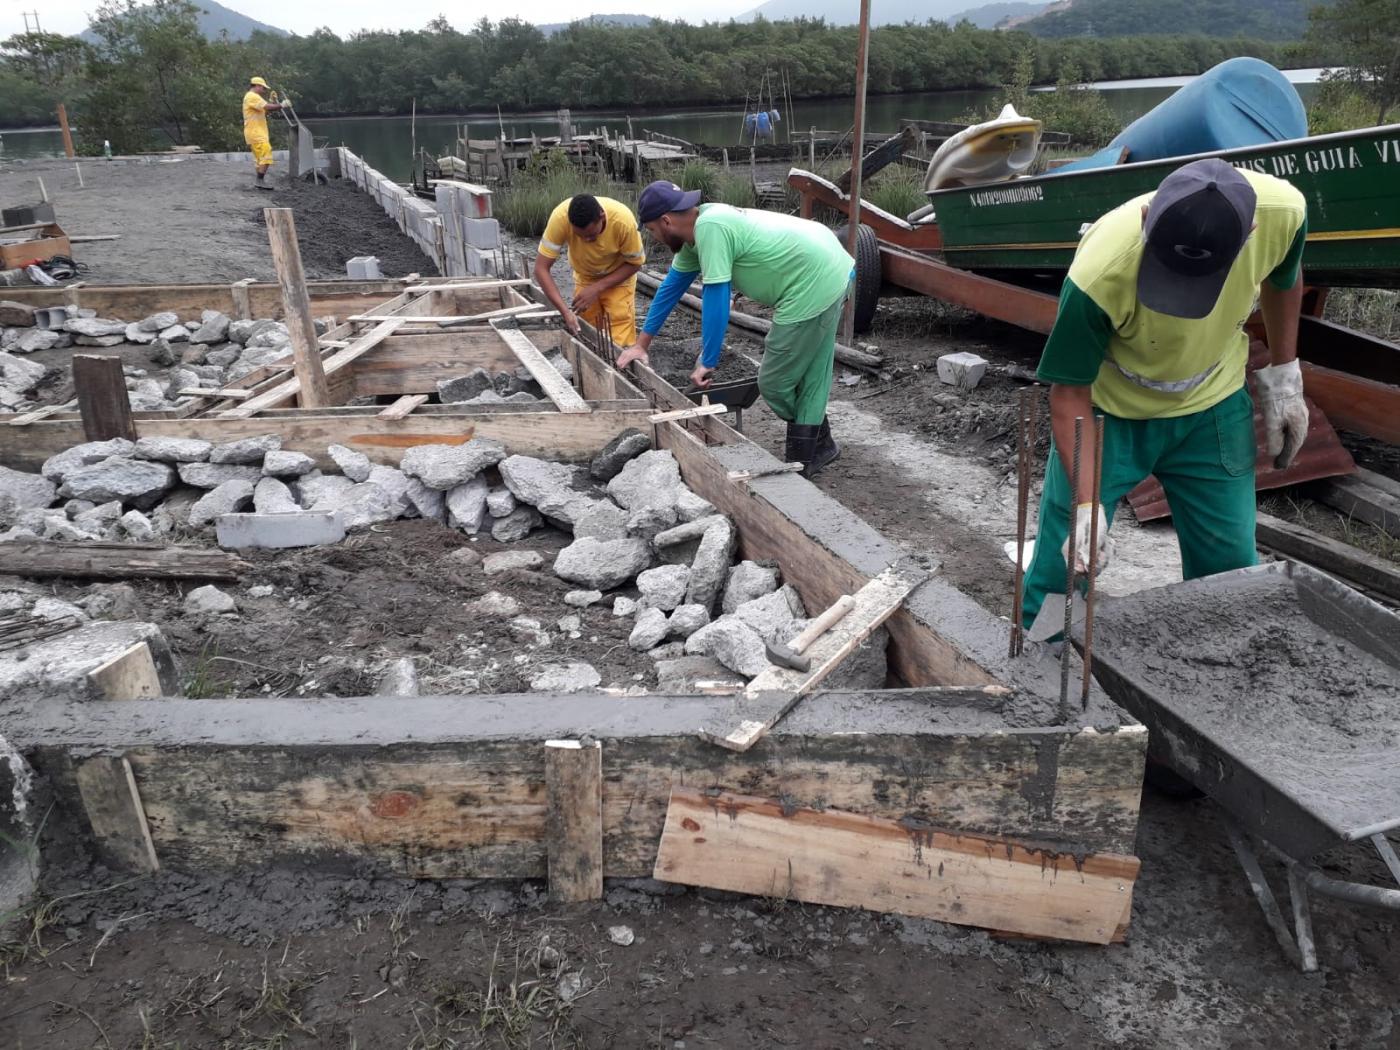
[928,124,1400,288]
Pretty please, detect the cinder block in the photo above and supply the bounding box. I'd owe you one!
[936,351,989,391]
[461,183,493,218]
[466,246,497,277]
[216,511,346,550]
[347,256,382,279]
[463,216,500,250]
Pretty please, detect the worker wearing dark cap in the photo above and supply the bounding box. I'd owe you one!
[1021,158,1309,627]
[615,180,853,477]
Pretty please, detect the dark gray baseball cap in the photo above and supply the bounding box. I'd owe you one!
[1137,158,1257,320]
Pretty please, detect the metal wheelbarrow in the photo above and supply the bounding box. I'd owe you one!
[1080,560,1400,971]
[686,377,760,433]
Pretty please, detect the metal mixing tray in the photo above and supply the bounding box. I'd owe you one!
[1082,561,1400,970]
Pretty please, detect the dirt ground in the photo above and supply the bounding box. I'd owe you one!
[4,183,1400,1049]
[0,156,433,284]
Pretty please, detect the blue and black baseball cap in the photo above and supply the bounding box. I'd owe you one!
[637,181,702,224]
[1138,158,1256,320]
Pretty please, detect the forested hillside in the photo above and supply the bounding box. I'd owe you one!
[1025,0,1316,38]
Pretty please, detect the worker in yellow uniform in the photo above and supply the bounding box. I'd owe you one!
[243,77,285,192]
[533,194,645,343]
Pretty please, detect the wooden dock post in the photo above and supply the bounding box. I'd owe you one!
[72,354,136,442]
[263,208,331,409]
[545,739,604,901]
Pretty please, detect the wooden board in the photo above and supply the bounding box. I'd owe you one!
[1308,469,1400,538]
[351,332,524,396]
[493,324,591,414]
[377,394,429,421]
[220,318,407,418]
[544,740,604,902]
[8,400,76,426]
[265,208,332,409]
[1256,512,1400,602]
[653,788,1137,945]
[74,756,160,873]
[73,354,136,442]
[87,641,162,700]
[0,541,247,582]
[0,279,408,322]
[702,566,926,751]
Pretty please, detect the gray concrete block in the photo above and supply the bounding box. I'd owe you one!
[462,217,501,250]
[215,511,346,550]
[936,351,989,391]
[347,256,382,280]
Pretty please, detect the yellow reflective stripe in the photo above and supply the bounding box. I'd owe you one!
[539,238,564,253]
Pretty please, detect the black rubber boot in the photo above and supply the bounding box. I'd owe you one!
[785,421,819,473]
[810,417,840,476]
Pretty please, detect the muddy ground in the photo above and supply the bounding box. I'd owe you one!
[4,179,1400,1048]
[0,156,433,284]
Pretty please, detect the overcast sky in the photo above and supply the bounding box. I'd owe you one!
[6,0,759,38]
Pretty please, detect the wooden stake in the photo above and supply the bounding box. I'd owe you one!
[544,739,603,902]
[263,208,331,408]
[842,0,873,344]
[75,756,160,873]
[72,354,135,442]
[230,277,255,321]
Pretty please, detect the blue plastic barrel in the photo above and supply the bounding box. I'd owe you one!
[1054,58,1307,174]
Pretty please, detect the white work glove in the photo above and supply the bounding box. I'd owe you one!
[1061,503,1113,576]
[1254,359,1309,469]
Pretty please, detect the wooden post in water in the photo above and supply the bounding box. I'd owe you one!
[842,0,873,344]
[73,355,135,442]
[723,147,729,172]
[809,126,816,169]
[263,208,330,408]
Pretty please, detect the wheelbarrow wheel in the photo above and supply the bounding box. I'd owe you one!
[834,222,881,335]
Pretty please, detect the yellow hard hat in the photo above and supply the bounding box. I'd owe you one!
[249,76,269,88]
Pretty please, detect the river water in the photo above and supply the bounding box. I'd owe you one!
[0,70,1325,181]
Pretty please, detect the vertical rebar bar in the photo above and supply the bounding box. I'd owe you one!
[1060,415,1083,722]
[1082,415,1104,708]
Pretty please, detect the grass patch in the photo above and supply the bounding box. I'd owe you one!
[1323,287,1400,345]
[863,165,926,222]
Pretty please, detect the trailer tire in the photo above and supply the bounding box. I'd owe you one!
[835,223,881,334]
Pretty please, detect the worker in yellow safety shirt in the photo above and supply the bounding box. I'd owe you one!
[243,77,285,192]
[533,194,645,344]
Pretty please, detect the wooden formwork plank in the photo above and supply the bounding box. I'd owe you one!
[74,756,160,874]
[264,208,331,409]
[1256,512,1400,601]
[377,394,429,421]
[220,318,407,418]
[544,740,604,902]
[73,354,136,442]
[493,323,591,414]
[87,641,162,700]
[0,541,247,582]
[653,788,1137,945]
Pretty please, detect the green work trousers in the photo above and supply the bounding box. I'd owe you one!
[1021,386,1260,628]
[758,288,848,425]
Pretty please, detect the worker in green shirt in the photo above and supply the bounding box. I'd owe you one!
[614,181,853,477]
[1022,158,1310,628]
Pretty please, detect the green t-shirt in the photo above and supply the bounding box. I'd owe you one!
[1036,168,1307,419]
[672,204,853,325]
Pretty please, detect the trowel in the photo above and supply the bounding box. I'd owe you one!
[1027,590,1087,643]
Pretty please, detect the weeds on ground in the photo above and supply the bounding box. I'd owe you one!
[862,165,926,222]
[1323,287,1400,345]
[1258,493,1400,565]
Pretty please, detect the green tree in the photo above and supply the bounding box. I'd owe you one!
[0,31,89,145]
[79,0,249,154]
[1306,0,1400,123]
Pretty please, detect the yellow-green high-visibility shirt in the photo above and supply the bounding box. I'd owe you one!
[1036,168,1307,419]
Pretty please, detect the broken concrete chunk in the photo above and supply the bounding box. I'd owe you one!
[676,489,715,523]
[375,657,420,697]
[401,440,506,490]
[209,434,281,465]
[59,457,175,504]
[0,351,46,392]
[667,603,711,639]
[32,596,88,622]
[0,301,36,327]
[490,505,542,543]
[118,509,156,542]
[498,455,608,527]
[483,549,545,574]
[73,500,123,536]
[137,311,179,333]
[404,477,446,522]
[64,317,127,338]
[722,561,781,614]
[294,472,354,509]
[124,323,158,345]
[626,501,679,541]
[134,436,213,463]
[606,450,681,511]
[613,596,639,617]
[436,368,493,404]
[733,585,807,646]
[936,351,989,391]
[684,518,736,612]
[553,536,651,591]
[188,479,255,527]
[74,334,125,348]
[245,322,289,348]
[589,428,652,482]
[178,461,262,489]
[189,312,231,345]
[629,607,670,651]
[486,486,516,518]
[529,662,600,694]
[468,591,521,617]
[327,443,373,482]
[0,465,56,511]
[446,475,490,533]
[260,449,316,477]
[509,616,550,646]
[365,465,412,517]
[637,564,690,612]
[564,589,603,608]
[253,477,300,514]
[684,617,770,678]
[329,483,397,529]
[572,501,629,541]
[656,654,743,692]
[15,328,60,353]
[185,584,237,615]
